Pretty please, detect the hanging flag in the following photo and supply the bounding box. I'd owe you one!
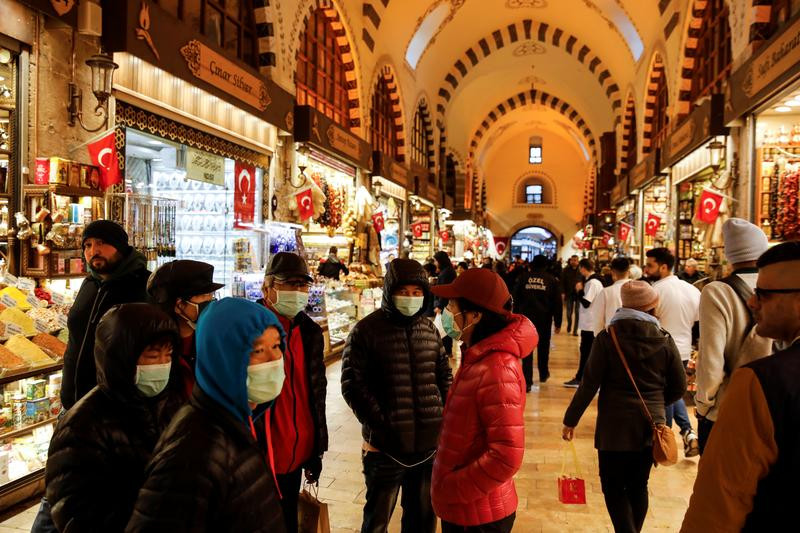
[86,130,120,190]
[696,189,724,224]
[645,213,662,237]
[439,230,451,243]
[296,187,314,220]
[233,161,256,229]
[494,236,508,255]
[618,222,633,243]
[372,211,385,233]
[412,222,423,238]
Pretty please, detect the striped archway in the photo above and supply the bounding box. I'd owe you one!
[413,97,437,174]
[361,0,394,51]
[253,1,276,75]
[642,52,667,154]
[435,20,623,125]
[369,64,407,161]
[619,92,637,172]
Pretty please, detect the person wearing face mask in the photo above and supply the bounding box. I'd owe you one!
[147,260,224,397]
[342,258,452,533]
[430,268,538,533]
[45,303,185,532]
[257,252,328,533]
[127,298,287,532]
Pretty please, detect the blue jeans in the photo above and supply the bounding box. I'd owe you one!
[31,498,57,533]
[665,398,693,435]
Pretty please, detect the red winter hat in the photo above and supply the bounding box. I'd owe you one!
[431,268,512,316]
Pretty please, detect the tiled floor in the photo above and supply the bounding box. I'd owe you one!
[2,329,698,532]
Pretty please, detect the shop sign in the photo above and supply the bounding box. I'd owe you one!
[629,150,659,191]
[17,0,78,27]
[662,95,726,168]
[186,147,224,186]
[725,13,800,123]
[294,106,371,169]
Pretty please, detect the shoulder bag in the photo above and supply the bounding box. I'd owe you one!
[609,326,678,466]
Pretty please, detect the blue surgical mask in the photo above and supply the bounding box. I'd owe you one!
[135,363,172,397]
[393,295,424,317]
[441,309,462,340]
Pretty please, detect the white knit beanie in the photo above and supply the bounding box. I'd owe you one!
[723,218,769,265]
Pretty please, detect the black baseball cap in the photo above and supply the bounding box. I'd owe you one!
[265,252,313,282]
[147,260,225,304]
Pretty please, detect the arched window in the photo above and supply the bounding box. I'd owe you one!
[517,177,554,205]
[649,62,669,152]
[411,107,431,170]
[525,184,543,204]
[690,0,731,106]
[625,110,637,174]
[296,7,352,130]
[371,76,399,161]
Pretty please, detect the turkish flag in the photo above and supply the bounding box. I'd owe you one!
[372,211,385,233]
[439,230,451,243]
[696,189,724,224]
[618,222,633,243]
[234,162,256,229]
[296,187,314,220]
[412,223,423,238]
[86,130,120,190]
[645,213,661,237]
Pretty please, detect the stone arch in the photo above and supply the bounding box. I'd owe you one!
[642,51,667,154]
[512,170,558,206]
[367,62,407,160]
[412,96,436,173]
[619,91,638,172]
[290,0,363,131]
[467,89,599,163]
[361,0,395,51]
[253,1,276,75]
[506,220,563,246]
[435,20,623,125]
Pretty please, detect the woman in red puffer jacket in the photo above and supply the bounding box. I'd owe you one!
[431,269,538,532]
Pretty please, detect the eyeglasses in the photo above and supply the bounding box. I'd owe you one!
[754,287,800,301]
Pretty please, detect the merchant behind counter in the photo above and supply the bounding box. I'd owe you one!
[318,246,350,280]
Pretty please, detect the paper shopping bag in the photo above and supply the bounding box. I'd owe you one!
[558,441,586,505]
[298,483,330,533]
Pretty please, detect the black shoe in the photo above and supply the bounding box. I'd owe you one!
[526,385,532,393]
[540,373,549,384]
[563,378,580,388]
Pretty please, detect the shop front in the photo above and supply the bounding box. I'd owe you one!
[629,150,668,263]
[726,14,800,243]
[611,176,637,259]
[373,151,410,269]
[661,94,730,275]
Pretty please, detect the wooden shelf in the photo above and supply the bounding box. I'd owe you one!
[0,417,56,442]
[23,184,104,198]
[0,362,62,386]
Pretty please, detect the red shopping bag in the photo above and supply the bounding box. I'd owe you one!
[558,441,586,504]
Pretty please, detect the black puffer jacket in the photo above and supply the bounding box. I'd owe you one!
[46,304,184,533]
[341,259,453,457]
[62,250,151,409]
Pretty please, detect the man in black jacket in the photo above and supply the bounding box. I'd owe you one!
[342,259,452,533]
[260,252,327,533]
[433,251,457,356]
[514,255,563,387]
[62,220,150,410]
[562,255,583,336]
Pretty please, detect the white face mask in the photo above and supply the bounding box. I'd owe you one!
[273,290,310,318]
[135,363,172,397]
[392,295,425,317]
[246,359,285,404]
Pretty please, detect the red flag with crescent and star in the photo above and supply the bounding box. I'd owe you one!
[645,213,661,237]
[372,211,385,233]
[412,222,423,238]
[696,189,724,224]
[86,130,120,190]
[618,221,633,243]
[439,230,451,243]
[296,187,314,220]
[234,161,256,229]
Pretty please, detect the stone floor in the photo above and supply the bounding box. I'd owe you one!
[1,329,698,532]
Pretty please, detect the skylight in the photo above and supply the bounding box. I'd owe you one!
[594,0,644,61]
[405,3,451,69]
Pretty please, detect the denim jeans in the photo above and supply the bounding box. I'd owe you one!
[361,450,436,533]
[665,398,693,435]
[31,498,58,533]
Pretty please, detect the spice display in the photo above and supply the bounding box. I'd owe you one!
[0,308,36,337]
[0,346,26,373]
[5,336,55,366]
[31,334,66,360]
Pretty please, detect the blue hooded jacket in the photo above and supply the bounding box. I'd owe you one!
[195,298,285,422]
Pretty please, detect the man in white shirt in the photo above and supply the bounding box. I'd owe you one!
[592,257,631,335]
[695,219,772,453]
[564,258,604,388]
[645,247,701,457]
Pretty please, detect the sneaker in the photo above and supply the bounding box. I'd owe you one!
[683,431,700,457]
[563,378,580,388]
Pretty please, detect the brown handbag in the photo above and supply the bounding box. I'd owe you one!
[609,326,678,466]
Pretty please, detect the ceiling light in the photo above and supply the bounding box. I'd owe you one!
[776,106,792,112]
[785,100,800,107]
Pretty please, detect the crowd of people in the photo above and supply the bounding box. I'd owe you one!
[25,217,800,533]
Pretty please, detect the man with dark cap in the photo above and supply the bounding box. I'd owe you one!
[62,220,151,410]
[147,260,224,397]
[342,259,452,533]
[258,252,328,533]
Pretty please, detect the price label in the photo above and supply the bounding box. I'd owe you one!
[34,319,50,334]
[3,273,18,286]
[26,292,43,308]
[4,322,23,336]
[1,294,17,308]
[51,292,66,306]
[57,314,69,329]
[17,278,35,292]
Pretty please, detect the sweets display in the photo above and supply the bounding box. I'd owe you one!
[26,308,62,333]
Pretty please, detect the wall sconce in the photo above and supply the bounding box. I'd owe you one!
[408,194,421,210]
[291,165,308,188]
[706,137,725,174]
[372,179,383,198]
[68,53,118,132]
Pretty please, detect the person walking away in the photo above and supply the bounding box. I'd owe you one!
[681,242,800,531]
[46,304,185,532]
[514,254,562,386]
[564,259,604,387]
[341,259,452,533]
[563,281,686,533]
[146,260,223,397]
[592,257,631,334]
[259,252,328,533]
[678,258,704,285]
[481,257,494,269]
[694,219,773,454]
[431,269,537,533]
[434,251,458,357]
[494,260,515,292]
[601,266,614,287]
[644,247,700,457]
[318,246,349,280]
[126,298,287,532]
[562,255,583,336]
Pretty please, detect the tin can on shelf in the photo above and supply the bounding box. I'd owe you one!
[12,394,24,429]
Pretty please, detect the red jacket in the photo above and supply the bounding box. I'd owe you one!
[432,314,538,526]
